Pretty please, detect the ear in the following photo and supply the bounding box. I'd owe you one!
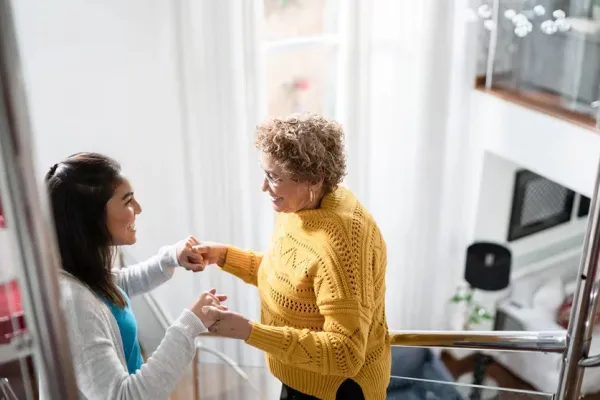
[309,176,325,192]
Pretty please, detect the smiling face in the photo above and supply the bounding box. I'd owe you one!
[260,152,321,213]
[105,177,142,246]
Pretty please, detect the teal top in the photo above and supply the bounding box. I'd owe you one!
[102,288,143,374]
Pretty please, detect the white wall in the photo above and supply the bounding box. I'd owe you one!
[473,152,587,272]
[472,90,600,197]
[11,0,271,368]
[11,0,197,314]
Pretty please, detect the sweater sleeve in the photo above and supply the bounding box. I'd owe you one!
[220,246,263,286]
[115,245,179,297]
[245,246,374,377]
[64,282,206,399]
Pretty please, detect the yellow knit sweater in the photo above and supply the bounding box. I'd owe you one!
[222,187,390,400]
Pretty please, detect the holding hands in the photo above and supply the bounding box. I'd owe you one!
[176,236,251,337]
[201,306,252,341]
[190,288,228,329]
[176,236,207,271]
[175,236,228,271]
[191,241,228,267]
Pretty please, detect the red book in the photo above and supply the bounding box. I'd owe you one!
[0,281,25,344]
[0,197,26,343]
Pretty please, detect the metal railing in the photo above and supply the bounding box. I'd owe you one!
[0,0,78,399]
[389,330,567,354]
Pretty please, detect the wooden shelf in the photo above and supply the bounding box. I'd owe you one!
[474,79,597,132]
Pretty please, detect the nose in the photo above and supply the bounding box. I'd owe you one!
[134,199,142,215]
[261,177,269,192]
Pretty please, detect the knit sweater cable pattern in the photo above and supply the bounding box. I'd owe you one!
[222,187,390,400]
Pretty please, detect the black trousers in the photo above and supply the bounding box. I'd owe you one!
[280,379,365,400]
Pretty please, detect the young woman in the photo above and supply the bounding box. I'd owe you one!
[43,152,223,400]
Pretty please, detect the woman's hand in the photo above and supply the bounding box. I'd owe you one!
[200,306,252,341]
[176,236,207,272]
[190,288,228,328]
[192,241,228,267]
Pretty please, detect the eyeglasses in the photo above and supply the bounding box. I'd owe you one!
[264,171,284,187]
[263,170,299,188]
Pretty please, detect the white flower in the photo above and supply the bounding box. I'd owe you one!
[512,13,529,26]
[504,9,517,20]
[478,4,493,19]
[541,19,557,34]
[514,26,529,37]
[555,18,571,32]
[484,19,496,31]
[553,9,566,19]
[533,5,546,16]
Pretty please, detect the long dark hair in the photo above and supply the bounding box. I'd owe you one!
[45,152,126,307]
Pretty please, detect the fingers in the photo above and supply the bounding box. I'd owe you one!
[188,263,206,272]
[202,305,226,320]
[205,290,225,308]
[186,236,200,247]
[192,244,209,255]
[179,245,207,272]
[180,260,206,272]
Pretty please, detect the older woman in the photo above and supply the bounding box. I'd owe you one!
[196,113,390,400]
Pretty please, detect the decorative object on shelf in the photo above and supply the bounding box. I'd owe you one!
[507,169,575,242]
[455,242,512,400]
[477,4,493,19]
[475,3,570,37]
[540,9,570,35]
[533,5,546,16]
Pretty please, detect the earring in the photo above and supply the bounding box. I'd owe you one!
[309,190,314,204]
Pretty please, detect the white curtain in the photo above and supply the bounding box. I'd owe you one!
[340,0,482,331]
[153,0,273,368]
[154,0,483,369]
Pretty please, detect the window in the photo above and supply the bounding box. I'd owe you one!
[262,0,341,118]
[473,0,600,129]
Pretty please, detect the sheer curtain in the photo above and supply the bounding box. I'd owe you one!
[151,0,273,368]
[157,0,482,368]
[340,0,482,330]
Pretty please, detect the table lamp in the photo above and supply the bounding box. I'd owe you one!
[458,242,512,400]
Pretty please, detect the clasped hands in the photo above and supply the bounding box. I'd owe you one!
[176,236,252,341]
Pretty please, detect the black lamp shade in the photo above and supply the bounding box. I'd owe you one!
[464,242,511,291]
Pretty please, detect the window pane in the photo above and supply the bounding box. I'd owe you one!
[477,0,599,128]
[263,0,339,41]
[266,46,337,117]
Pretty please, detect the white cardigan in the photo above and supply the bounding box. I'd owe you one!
[40,246,206,400]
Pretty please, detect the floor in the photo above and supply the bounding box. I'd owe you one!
[1,350,593,399]
[441,351,600,400]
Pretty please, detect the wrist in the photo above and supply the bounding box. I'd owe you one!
[217,248,228,267]
[242,319,253,341]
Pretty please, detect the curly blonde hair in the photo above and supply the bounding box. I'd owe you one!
[255,113,347,192]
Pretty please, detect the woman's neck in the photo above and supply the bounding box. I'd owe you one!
[302,190,325,211]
